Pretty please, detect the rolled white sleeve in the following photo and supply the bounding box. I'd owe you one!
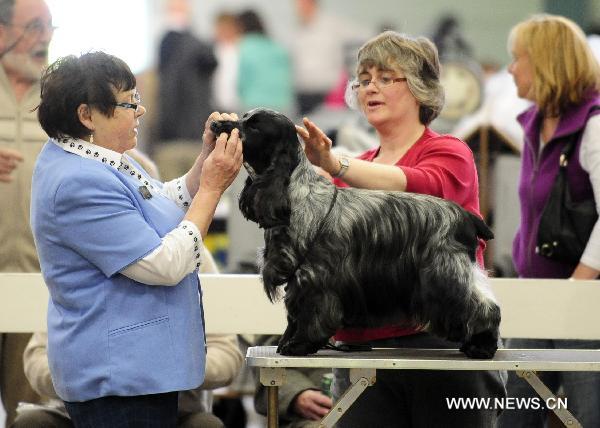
[121,220,203,285]
[162,174,193,210]
[578,115,600,270]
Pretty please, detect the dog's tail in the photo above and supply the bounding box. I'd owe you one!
[468,212,494,241]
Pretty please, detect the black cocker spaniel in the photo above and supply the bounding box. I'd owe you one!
[211,108,500,359]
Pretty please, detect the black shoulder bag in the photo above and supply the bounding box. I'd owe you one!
[536,132,598,264]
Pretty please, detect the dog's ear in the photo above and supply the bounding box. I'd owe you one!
[253,141,298,227]
[238,146,295,228]
[238,109,301,228]
[239,176,258,223]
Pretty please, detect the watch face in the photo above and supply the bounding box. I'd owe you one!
[439,62,483,120]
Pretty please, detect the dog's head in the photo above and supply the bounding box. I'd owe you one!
[210,108,301,227]
[210,108,300,176]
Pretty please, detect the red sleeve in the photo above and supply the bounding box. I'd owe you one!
[400,137,479,209]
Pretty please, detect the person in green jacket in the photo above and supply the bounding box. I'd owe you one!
[237,10,294,115]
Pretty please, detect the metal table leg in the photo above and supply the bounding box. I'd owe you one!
[260,367,286,428]
[319,368,376,428]
[517,370,582,427]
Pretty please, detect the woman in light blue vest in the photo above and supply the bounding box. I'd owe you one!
[30,51,242,427]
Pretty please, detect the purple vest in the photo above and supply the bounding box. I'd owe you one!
[513,95,600,278]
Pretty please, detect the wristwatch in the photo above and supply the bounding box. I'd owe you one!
[332,156,349,178]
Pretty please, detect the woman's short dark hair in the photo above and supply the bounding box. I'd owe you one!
[38,51,136,139]
[238,10,266,35]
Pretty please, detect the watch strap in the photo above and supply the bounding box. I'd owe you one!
[332,156,349,178]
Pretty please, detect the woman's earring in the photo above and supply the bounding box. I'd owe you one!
[90,134,94,144]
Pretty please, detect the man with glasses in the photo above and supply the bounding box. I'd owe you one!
[0,0,53,425]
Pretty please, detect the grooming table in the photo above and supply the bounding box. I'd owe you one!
[247,346,600,428]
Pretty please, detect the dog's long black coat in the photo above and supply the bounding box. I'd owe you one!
[211,108,500,359]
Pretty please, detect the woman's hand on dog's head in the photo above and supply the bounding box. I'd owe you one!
[296,117,338,175]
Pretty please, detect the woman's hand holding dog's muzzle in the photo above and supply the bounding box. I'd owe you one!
[186,112,240,196]
[201,112,239,158]
[184,127,243,238]
[199,128,243,194]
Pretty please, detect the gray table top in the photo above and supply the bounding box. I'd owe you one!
[246,346,600,372]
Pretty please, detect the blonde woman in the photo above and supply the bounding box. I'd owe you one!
[500,15,600,427]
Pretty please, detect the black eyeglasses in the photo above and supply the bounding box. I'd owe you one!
[113,92,142,112]
[113,102,140,112]
[351,77,407,91]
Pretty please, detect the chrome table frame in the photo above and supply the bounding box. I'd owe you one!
[247,346,600,428]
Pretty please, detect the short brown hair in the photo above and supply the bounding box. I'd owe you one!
[508,14,600,116]
[352,31,444,125]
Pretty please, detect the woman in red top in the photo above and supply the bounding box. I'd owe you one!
[297,30,506,428]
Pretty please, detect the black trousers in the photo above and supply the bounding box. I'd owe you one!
[332,333,507,428]
[64,391,178,428]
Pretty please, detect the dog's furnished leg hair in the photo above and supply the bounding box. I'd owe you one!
[260,226,300,301]
[278,276,344,355]
[277,315,298,353]
[416,251,500,359]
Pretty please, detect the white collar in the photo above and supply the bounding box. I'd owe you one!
[53,137,155,189]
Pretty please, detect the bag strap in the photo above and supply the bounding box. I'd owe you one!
[558,104,600,168]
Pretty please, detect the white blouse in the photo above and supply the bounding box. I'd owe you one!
[54,138,203,286]
[578,115,600,270]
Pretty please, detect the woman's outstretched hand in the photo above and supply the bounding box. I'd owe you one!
[296,117,338,175]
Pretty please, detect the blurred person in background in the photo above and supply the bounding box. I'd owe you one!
[0,0,52,425]
[291,0,369,115]
[212,12,241,114]
[499,14,600,428]
[237,9,293,115]
[224,9,294,276]
[152,0,217,180]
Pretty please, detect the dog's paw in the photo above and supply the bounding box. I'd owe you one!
[278,340,320,356]
[459,330,498,359]
[460,342,497,359]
